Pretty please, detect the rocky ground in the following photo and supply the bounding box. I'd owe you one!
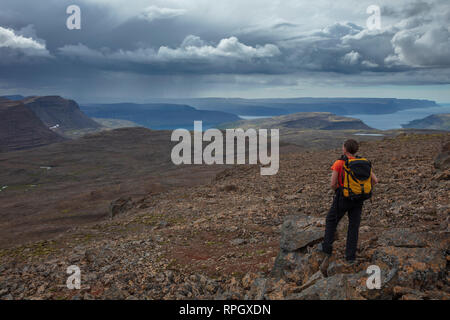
[0,133,449,300]
[0,128,229,247]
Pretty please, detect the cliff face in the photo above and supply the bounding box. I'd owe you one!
[149,97,438,116]
[403,114,450,131]
[0,95,25,101]
[80,103,240,130]
[280,113,372,130]
[220,112,374,131]
[0,101,65,152]
[22,96,101,136]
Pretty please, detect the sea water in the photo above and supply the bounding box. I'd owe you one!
[349,104,450,130]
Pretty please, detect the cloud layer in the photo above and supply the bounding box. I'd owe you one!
[0,26,50,64]
[0,0,449,100]
[139,5,186,22]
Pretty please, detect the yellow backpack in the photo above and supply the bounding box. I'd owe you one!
[341,156,372,201]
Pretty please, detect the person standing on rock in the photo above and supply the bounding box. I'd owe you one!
[319,139,378,265]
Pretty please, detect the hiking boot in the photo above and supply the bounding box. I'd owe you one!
[320,255,330,276]
[316,243,331,256]
[344,259,356,267]
[315,244,331,276]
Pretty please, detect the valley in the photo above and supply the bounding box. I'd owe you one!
[1,95,447,249]
[0,128,234,248]
[0,132,448,300]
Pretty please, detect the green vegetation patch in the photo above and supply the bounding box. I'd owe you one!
[0,240,57,260]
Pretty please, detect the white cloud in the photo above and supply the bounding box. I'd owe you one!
[342,51,361,65]
[2,0,450,97]
[0,26,49,56]
[58,43,105,60]
[157,36,280,61]
[140,5,186,22]
[59,35,280,66]
[389,26,450,67]
[180,35,206,48]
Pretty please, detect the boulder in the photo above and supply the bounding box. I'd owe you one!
[272,248,324,284]
[279,215,324,252]
[109,197,133,219]
[271,215,325,283]
[349,267,398,300]
[377,228,428,248]
[372,246,446,291]
[244,278,267,300]
[287,274,364,300]
[434,141,450,171]
[378,228,449,250]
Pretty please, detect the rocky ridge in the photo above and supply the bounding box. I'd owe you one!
[403,114,450,131]
[0,133,448,300]
[0,100,66,152]
[22,96,101,138]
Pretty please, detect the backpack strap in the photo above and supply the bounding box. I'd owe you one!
[338,155,347,188]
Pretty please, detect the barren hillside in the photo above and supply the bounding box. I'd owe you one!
[0,133,448,300]
[0,100,65,152]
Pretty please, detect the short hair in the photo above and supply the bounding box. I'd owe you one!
[344,139,359,155]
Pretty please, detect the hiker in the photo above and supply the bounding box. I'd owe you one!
[319,139,378,264]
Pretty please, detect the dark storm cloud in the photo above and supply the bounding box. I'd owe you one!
[0,0,449,99]
[381,1,433,18]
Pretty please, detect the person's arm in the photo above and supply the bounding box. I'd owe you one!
[371,172,378,186]
[331,170,339,191]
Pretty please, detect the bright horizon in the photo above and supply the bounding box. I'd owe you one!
[1,0,449,102]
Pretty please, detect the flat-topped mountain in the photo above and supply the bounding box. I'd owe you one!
[81,103,240,130]
[0,95,25,101]
[220,112,373,130]
[22,96,101,137]
[0,100,65,152]
[219,112,381,150]
[402,114,450,131]
[144,97,438,116]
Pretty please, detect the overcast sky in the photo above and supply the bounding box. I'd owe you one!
[0,0,449,102]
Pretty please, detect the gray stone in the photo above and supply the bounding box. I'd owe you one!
[287,274,363,300]
[279,215,324,252]
[109,197,133,220]
[377,228,428,248]
[434,142,450,171]
[230,238,246,246]
[372,246,446,291]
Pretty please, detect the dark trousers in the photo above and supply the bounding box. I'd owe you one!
[322,189,363,261]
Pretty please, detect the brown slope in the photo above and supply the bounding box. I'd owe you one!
[220,112,374,131]
[0,100,65,152]
[0,127,231,247]
[0,125,303,248]
[402,113,450,131]
[22,96,101,137]
[0,133,448,300]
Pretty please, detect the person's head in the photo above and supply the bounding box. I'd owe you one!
[343,139,359,155]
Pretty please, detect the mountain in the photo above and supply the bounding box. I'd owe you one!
[143,97,438,116]
[93,118,141,129]
[218,112,379,149]
[0,95,26,101]
[0,132,448,299]
[22,96,101,138]
[220,112,373,130]
[80,103,240,129]
[0,100,65,152]
[402,113,450,131]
